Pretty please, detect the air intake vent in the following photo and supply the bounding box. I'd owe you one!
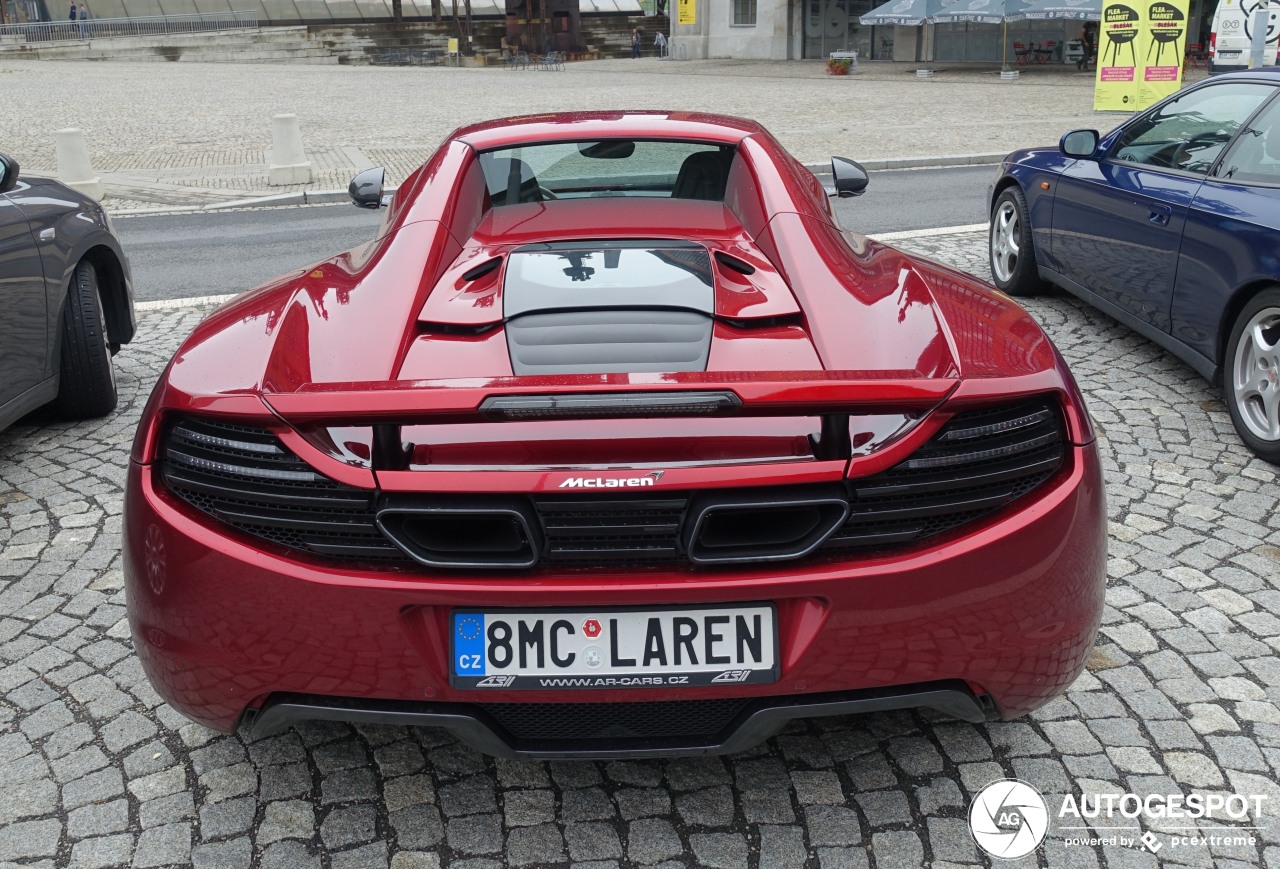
[506,309,713,375]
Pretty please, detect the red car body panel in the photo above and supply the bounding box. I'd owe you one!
[124,444,1103,731]
[125,111,1106,755]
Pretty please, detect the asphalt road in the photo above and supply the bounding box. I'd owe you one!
[116,165,994,303]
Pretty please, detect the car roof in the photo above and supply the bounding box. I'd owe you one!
[453,111,767,152]
[1211,67,1280,82]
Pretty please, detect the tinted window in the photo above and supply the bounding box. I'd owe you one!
[1110,83,1273,174]
[504,241,714,316]
[1215,91,1280,184]
[478,141,734,205]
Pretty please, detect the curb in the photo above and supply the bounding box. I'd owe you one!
[109,154,1006,217]
[803,153,1005,173]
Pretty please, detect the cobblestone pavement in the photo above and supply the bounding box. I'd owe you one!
[2,225,1280,869]
[1,57,1205,211]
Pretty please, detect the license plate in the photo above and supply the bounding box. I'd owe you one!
[1219,50,1241,58]
[451,605,778,689]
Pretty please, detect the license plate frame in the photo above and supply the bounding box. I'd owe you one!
[450,603,779,690]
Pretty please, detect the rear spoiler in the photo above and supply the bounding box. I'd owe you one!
[260,374,959,483]
[261,375,959,423]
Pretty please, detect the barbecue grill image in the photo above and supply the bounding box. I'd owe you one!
[1101,3,1139,66]
[1145,2,1185,65]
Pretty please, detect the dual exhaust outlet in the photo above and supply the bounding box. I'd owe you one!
[375,487,851,570]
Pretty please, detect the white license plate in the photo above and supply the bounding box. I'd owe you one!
[1219,50,1241,58]
[451,605,777,689]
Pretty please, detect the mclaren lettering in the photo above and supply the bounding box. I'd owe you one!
[559,476,659,489]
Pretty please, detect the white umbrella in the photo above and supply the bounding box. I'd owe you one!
[1007,0,1100,20]
[930,0,1033,66]
[860,0,958,27]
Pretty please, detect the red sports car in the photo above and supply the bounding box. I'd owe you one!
[124,112,1106,759]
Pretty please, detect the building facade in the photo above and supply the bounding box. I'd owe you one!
[670,0,1206,64]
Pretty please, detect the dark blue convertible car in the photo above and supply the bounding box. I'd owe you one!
[989,68,1280,464]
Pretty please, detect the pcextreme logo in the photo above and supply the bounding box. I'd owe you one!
[558,471,665,489]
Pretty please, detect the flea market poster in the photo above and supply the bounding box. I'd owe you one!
[1094,1,1143,111]
[1136,0,1190,107]
[677,0,696,25]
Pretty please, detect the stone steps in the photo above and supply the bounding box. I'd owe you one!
[0,14,670,63]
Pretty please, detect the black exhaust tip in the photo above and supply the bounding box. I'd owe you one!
[683,487,850,565]
[376,495,540,569]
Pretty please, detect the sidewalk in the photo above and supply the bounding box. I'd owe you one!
[2,56,1204,212]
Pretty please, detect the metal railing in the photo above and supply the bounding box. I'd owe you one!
[0,10,257,43]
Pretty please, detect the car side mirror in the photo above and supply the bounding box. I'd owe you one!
[1060,130,1100,159]
[349,167,386,209]
[830,156,869,198]
[0,153,19,194]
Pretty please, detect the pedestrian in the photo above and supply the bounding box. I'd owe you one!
[67,0,75,21]
[1078,21,1096,70]
[631,27,641,59]
[654,30,667,58]
[77,2,87,37]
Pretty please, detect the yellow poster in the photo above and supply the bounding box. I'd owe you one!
[1135,0,1189,108]
[1094,1,1142,111]
[448,37,459,53]
[677,0,696,25]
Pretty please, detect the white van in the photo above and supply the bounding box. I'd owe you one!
[1209,0,1278,73]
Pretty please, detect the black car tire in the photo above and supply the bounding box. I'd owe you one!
[1224,287,1280,465]
[53,260,118,420]
[989,186,1045,297]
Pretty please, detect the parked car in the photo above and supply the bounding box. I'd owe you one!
[125,112,1105,759]
[989,68,1280,464]
[0,153,135,432]
[1208,0,1277,73]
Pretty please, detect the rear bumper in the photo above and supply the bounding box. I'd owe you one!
[249,681,991,760]
[124,443,1106,755]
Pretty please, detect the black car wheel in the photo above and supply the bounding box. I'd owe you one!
[1224,287,1280,465]
[53,260,118,419]
[989,187,1044,297]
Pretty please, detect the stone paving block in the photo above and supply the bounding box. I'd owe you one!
[190,837,251,869]
[330,841,389,869]
[688,832,749,869]
[615,787,671,820]
[447,814,503,856]
[320,804,377,850]
[501,789,554,827]
[759,823,807,868]
[258,761,313,802]
[140,791,197,829]
[260,840,323,869]
[258,800,316,845]
[132,823,192,868]
[389,804,444,850]
[806,805,862,847]
[505,823,566,866]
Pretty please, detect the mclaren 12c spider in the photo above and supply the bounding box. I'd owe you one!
[125,112,1106,759]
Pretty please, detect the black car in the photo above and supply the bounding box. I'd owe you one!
[0,152,135,432]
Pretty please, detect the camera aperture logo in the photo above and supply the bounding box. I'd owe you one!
[969,780,1050,859]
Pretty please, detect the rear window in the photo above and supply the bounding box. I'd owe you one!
[478,140,735,205]
[504,240,714,316]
